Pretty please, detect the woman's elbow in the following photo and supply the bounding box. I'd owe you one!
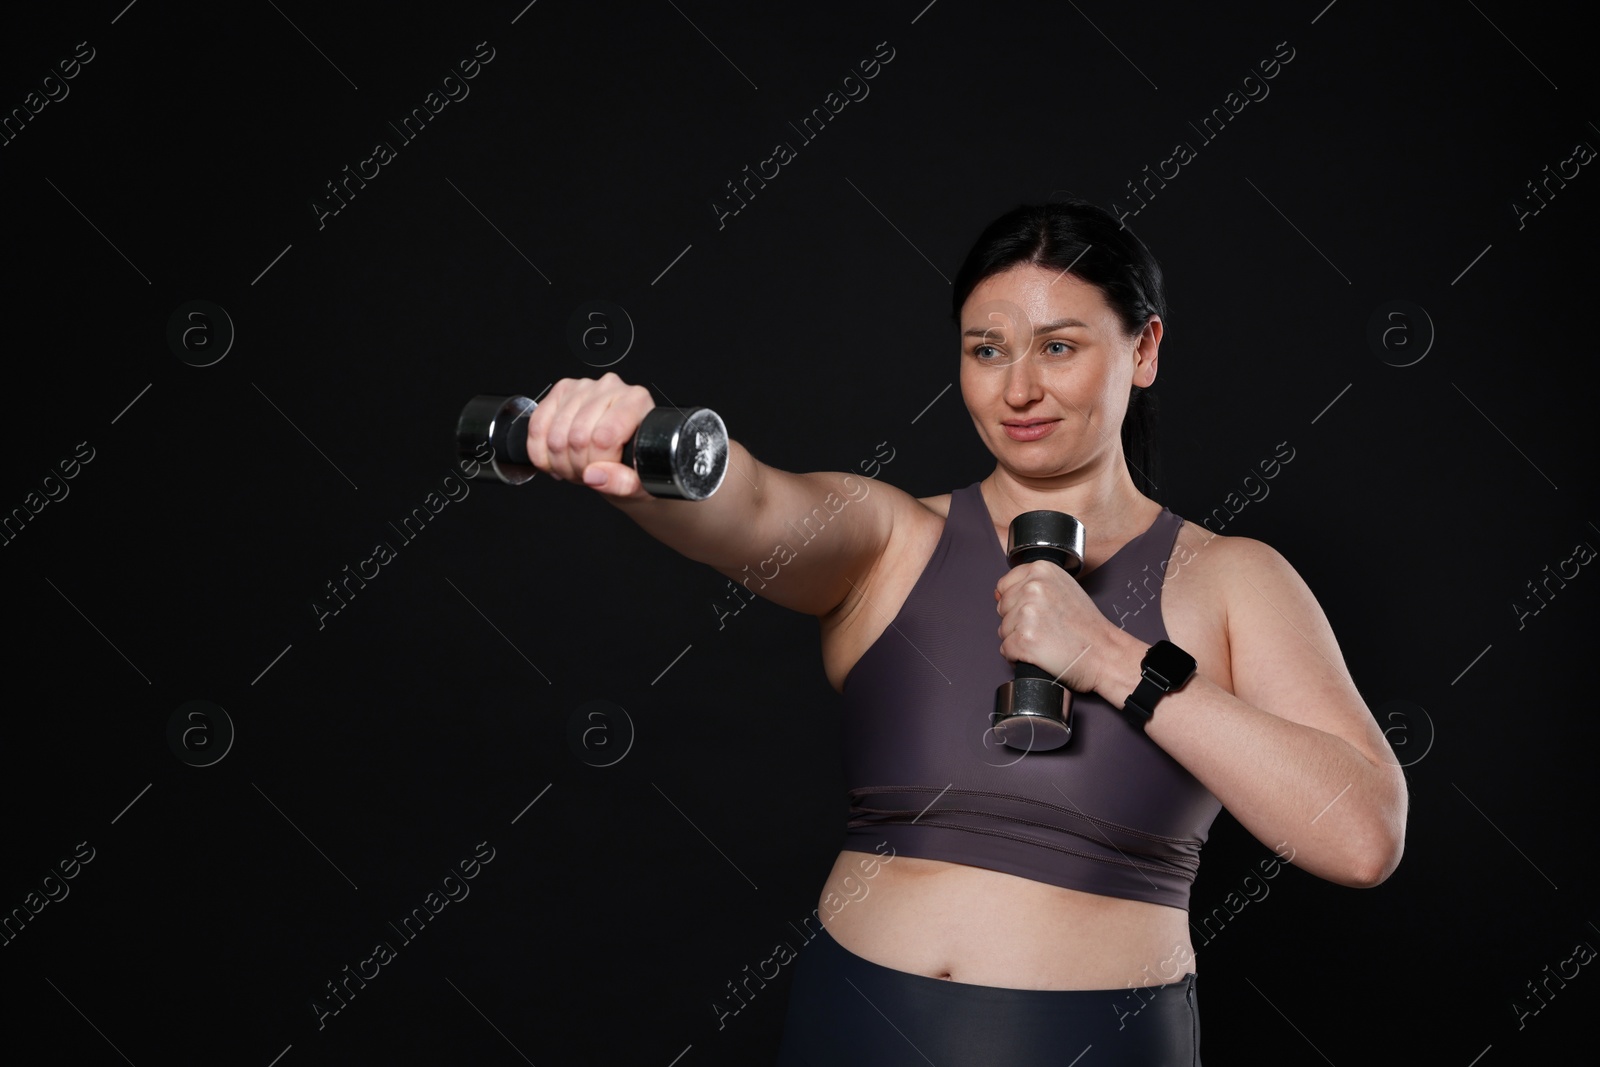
[1345,834,1404,888]
[1342,804,1408,888]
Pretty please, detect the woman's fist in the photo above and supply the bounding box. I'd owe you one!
[524,372,655,498]
[994,560,1115,694]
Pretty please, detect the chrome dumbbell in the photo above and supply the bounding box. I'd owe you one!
[456,394,729,500]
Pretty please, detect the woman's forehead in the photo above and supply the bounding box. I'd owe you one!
[960,266,1113,333]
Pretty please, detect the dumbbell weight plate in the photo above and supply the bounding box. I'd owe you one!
[457,394,539,485]
[634,406,728,501]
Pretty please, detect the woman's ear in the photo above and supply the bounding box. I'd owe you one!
[1133,316,1162,388]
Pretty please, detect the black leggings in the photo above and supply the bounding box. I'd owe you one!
[775,925,1200,1066]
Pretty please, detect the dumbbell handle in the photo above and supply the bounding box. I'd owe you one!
[457,394,728,500]
[1009,542,1080,683]
[492,404,643,468]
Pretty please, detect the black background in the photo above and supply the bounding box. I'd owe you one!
[2,1,1595,1063]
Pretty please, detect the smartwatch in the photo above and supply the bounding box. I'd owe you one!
[1122,640,1197,724]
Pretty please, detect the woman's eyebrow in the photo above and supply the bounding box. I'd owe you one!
[960,316,1089,338]
[1032,317,1089,333]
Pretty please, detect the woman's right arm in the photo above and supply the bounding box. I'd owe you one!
[525,373,899,618]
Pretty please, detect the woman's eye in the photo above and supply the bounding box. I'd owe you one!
[1045,340,1073,355]
[974,344,1000,359]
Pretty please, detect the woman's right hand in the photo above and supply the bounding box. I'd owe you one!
[524,372,656,499]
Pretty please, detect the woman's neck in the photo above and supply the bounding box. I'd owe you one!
[981,459,1156,548]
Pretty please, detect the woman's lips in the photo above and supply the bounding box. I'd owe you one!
[1002,419,1059,441]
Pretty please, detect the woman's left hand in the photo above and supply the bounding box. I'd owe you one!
[994,561,1120,693]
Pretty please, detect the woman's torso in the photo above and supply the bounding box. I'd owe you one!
[815,481,1234,990]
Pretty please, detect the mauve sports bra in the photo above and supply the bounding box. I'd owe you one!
[840,481,1222,910]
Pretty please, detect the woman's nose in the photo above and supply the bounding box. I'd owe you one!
[1005,355,1042,404]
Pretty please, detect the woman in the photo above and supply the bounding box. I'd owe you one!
[525,200,1409,1065]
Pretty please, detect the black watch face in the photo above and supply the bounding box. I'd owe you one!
[1146,640,1197,690]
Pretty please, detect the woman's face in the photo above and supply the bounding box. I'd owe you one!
[958,263,1160,481]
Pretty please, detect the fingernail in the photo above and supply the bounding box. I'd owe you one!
[583,467,607,486]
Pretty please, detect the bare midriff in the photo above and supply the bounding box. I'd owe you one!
[816,848,1196,990]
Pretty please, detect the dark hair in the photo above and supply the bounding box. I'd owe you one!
[950,199,1167,498]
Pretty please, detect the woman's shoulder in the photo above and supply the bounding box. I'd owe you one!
[1165,520,1300,585]
[1164,521,1328,648]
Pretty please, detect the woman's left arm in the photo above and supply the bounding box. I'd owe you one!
[1004,534,1408,895]
[1089,537,1409,888]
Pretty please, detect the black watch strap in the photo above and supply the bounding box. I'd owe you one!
[1123,640,1197,723]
